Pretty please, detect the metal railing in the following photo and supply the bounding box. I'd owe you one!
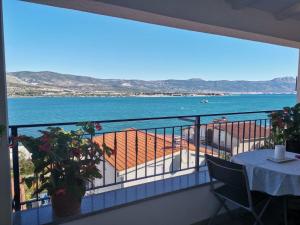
[9,110,277,211]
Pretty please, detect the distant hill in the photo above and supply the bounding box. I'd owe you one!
[6,71,296,97]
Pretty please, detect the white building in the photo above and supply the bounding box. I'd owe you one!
[184,121,270,156]
[92,129,209,193]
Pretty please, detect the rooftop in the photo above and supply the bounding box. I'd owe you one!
[93,128,208,171]
[212,121,271,141]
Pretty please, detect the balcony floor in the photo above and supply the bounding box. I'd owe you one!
[14,170,210,225]
[194,197,300,225]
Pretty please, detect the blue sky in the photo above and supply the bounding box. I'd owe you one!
[3,0,299,81]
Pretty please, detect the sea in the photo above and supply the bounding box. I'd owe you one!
[8,94,296,135]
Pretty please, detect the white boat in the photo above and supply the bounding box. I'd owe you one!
[201,99,208,103]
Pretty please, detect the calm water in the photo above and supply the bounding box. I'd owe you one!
[8,94,296,127]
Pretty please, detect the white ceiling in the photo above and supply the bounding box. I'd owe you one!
[24,0,300,48]
[227,0,300,21]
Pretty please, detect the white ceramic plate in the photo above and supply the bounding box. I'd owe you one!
[267,157,296,163]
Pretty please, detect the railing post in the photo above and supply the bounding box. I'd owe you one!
[194,116,201,171]
[11,127,21,211]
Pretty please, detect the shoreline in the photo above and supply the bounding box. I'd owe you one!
[8,92,296,99]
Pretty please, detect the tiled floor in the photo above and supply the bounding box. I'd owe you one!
[14,170,210,225]
[194,198,300,225]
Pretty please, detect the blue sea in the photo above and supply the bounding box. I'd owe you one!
[8,94,296,134]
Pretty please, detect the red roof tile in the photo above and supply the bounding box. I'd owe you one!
[212,121,270,141]
[93,128,208,171]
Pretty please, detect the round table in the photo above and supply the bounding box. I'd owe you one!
[231,149,300,196]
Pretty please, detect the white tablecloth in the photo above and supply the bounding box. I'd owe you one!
[231,149,300,196]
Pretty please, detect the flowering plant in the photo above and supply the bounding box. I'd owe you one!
[269,103,300,145]
[20,122,111,201]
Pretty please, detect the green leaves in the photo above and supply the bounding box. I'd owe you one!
[103,143,112,156]
[24,176,35,189]
[77,122,96,136]
[20,123,109,198]
[269,103,300,145]
[19,151,34,176]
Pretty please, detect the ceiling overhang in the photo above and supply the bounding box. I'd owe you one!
[23,0,300,48]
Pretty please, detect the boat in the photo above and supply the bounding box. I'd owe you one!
[201,99,208,103]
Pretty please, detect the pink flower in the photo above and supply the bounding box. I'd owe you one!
[110,149,115,155]
[41,135,50,143]
[276,118,285,128]
[39,143,51,152]
[95,123,102,131]
[71,148,81,158]
[9,136,24,148]
[55,188,66,196]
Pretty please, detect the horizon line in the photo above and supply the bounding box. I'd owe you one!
[7,70,296,82]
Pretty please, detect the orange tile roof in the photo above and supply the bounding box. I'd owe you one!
[93,129,208,171]
[212,121,270,141]
[184,122,270,142]
[11,179,26,210]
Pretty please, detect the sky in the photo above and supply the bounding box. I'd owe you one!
[3,0,299,81]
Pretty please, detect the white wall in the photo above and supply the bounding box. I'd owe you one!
[91,150,206,193]
[62,184,221,225]
[120,150,205,188]
[212,130,235,150]
[88,160,123,194]
[211,130,267,155]
[235,139,267,155]
[183,126,206,142]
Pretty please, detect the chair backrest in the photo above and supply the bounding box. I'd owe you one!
[205,154,252,206]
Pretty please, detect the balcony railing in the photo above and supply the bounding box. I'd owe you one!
[9,110,278,211]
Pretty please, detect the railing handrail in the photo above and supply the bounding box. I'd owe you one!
[10,109,277,211]
[9,109,279,129]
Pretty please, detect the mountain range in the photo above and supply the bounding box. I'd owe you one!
[6,71,296,97]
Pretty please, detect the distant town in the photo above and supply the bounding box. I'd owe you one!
[7,71,296,97]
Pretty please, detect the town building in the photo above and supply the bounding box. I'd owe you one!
[184,120,270,155]
[93,128,209,192]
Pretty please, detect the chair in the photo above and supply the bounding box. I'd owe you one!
[205,154,271,225]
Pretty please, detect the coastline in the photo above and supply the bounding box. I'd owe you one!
[7,92,296,99]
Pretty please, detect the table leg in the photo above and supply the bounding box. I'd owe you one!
[283,197,288,225]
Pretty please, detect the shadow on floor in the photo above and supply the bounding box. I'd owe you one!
[192,198,300,225]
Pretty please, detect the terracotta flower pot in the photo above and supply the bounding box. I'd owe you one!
[51,189,82,218]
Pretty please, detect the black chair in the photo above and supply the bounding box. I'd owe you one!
[205,154,271,225]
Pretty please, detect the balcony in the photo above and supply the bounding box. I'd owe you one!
[10,110,285,225]
[1,1,300,225]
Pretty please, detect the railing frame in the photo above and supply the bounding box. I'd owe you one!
[194,116,201,171]
[9,109,278,211]
[11,127,21,211]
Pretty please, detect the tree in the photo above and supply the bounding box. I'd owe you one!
[19,151,34,176]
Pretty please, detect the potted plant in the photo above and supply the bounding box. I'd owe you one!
[269,103,300,153]
[19,122,111,217]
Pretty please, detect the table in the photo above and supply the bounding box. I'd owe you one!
[231,149,300,225]
[231,149,300,196]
